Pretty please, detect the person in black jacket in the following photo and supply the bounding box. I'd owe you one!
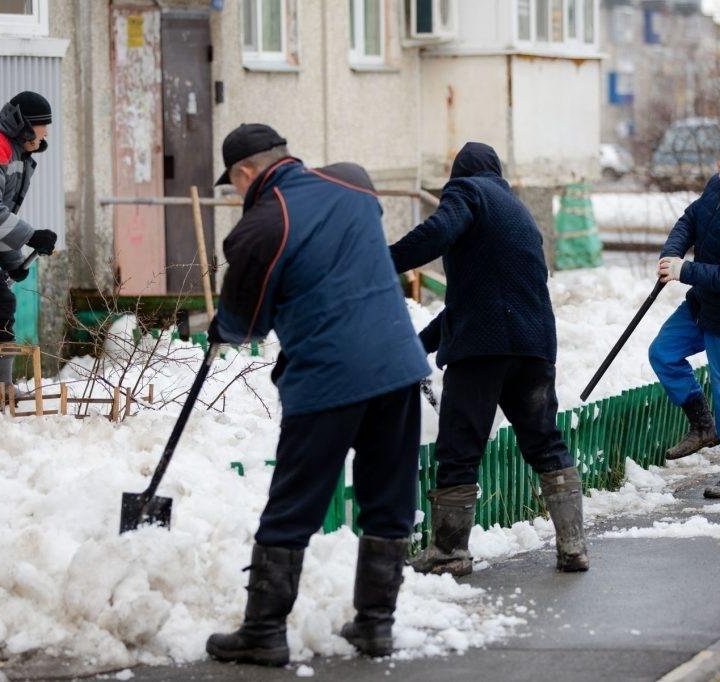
[390,142,588,577]
[649,174,720,489]
[204,124,430,666]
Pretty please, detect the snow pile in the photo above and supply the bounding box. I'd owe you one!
[602,516,720,540]
[584,458,676,520]
[0,264,713,671]
[0,334,520,671]
[548,267,697,409]
[469,517,554,562]
[590,191,696,230]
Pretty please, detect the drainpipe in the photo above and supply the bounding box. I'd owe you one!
[321,0,329,165]
[505,53,516,182]
[76,0,97,289]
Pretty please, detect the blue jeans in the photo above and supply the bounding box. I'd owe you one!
[649,301,720,424]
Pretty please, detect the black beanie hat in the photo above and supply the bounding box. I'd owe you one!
[10,91,52,126]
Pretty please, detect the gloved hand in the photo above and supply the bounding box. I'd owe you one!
[27,229,57,255]
[658,256,685,283]
[207,315,225,345]
[7,266,28,282]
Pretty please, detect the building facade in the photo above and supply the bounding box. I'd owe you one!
[0,0,603,360]
[600,0,719,162]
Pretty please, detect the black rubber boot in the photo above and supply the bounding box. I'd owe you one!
[540,467,589,572]
[341,536,408,657]
[666,394,719,460]
[0,355,12,386]
[410,484,477,577]
[704,481,720,499]
[206,544,304,667]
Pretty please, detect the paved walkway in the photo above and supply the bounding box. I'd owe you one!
[6,475,720,682]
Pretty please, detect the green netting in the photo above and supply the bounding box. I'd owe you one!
[555,182,603,270]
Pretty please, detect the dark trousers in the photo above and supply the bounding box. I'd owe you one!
[0,278,16,342]
[435,356,573,488]
[256,383,421,550]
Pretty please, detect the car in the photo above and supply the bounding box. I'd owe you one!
[600,143,634,180]
[650,117,720,190]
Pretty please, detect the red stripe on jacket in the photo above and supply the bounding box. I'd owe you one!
[243,186,290,343]
[0,133,12,165]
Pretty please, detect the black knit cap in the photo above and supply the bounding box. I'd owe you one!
[215,123,286,186]
[10,91,52,126]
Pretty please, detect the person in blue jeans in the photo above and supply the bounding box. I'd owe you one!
[649,174,720,496]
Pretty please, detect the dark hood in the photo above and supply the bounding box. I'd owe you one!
[450,142,503,179]
[0,101,46,153]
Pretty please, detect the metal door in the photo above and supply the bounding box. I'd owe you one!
[112,7,166,295]
[161,12,214,294]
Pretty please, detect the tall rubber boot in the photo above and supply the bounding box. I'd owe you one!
[410,484,477,577]
[666,394,719,460]
[206,544,304,667]
[539,467,589,572]
[0,354,14,405]
[0,354,12,386]
[341,536,408,657]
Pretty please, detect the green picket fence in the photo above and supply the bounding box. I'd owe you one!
[314,366,712,546]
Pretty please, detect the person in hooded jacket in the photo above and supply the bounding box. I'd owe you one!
[204,124,430,667]
[649,175,720,496]
[0,91,57,386]
[389,142,589,577]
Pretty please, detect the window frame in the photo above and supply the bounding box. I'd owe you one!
[242,0,288,64]
[349,0,386,66]
[0,0,48,37]
[514,0,598,51]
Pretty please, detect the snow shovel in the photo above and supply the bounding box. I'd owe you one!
[120,344,219,533]
[580,279,666,402]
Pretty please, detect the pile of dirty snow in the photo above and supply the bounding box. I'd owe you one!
[0,265,710,673]
[0,324,522,673]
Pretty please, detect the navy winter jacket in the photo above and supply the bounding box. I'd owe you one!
[662,174,720,335]
[216,158,430,416]
[390,143,557,367]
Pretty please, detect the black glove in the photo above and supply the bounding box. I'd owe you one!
[27,229,57,255]
[207,315,225,344]
[7,266,28,282]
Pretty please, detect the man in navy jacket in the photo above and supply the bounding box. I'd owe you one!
[205,124,430,666]
[650,174,720,485]
[390,142,588,577]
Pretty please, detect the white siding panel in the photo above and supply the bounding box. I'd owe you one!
[0,55,65,249]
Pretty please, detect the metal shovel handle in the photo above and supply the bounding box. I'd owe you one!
[580,279,666,402]
[21,250,40,270]
[140,344,219,505]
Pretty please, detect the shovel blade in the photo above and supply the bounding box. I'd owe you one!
[120,492,173,534]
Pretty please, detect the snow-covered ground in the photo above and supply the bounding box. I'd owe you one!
[0,266,712,672]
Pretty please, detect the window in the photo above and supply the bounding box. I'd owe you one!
[536,0,549,41]
[0,0,48,36]
[567,0,578,40]
[611,6,634,45]
[608,67,634,105]
[518,0,531,41]
[583,0,594,43]
[516,0,597,48]
[643,8,661,44]
[243,0,286,62]
[349,0,385,65]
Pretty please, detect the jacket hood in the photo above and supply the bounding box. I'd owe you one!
[450,142,503,179]
[0,102,34,142]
